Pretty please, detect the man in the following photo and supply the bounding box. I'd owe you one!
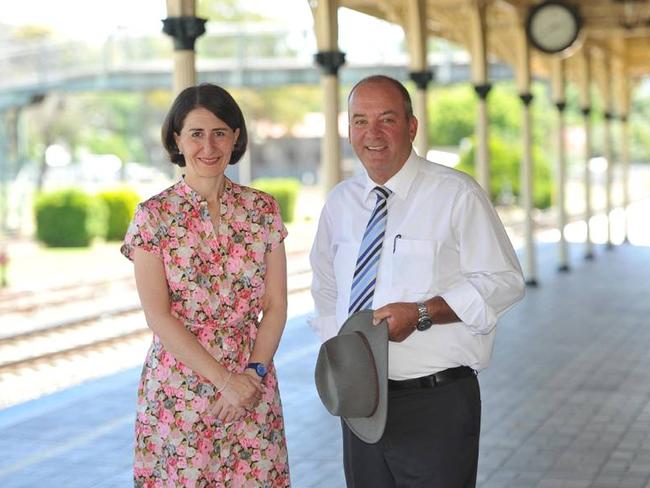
[309,75,525,487]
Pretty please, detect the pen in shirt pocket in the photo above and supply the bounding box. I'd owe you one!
[392,234,402,253]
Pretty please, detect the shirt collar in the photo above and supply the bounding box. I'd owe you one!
[362,149,419,202]
[176,176,233,206]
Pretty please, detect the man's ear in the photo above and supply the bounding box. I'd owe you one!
[409,116,418,143]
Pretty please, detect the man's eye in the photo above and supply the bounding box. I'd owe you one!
[354,120,367,126]
[191,131,202,138]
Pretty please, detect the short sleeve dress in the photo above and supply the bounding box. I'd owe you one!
[121,177,290,488]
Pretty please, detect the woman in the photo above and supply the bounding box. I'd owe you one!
[121,83,290,487]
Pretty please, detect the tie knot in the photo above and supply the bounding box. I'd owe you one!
[373,186,391,201]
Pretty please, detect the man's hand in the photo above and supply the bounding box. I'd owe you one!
[373,302,419,342]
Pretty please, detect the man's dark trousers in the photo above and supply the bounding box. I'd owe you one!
[342,374,481,488]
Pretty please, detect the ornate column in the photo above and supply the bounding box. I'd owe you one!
[603,110,615,249]
[620,114,630,242]
[514,8,537,286]
[469,0,491,192]
[312,0,345,193]
[577,49,594,259]
[615,60,631,243]
[551,57,569,271]
[404,0,431,157]
[163,0,206,95]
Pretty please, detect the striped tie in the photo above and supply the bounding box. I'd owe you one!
[348,186,391,314]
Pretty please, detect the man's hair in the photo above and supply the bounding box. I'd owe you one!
[348,75,414,119]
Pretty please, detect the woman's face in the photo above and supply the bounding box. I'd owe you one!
[173,107,240,180]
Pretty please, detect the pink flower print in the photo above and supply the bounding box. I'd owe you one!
[197,328,215,344]
[191,287,208,303]
[159,408,174,425]
[266,442,279,460]
[235,300,248,316]
[155,365,171,382]
[192,452,209,469]
[160,351,176,368]
[158,421,170,437]
[191,396,208,413]
[231,244,246,258]
[175,399,185,411]
[226,256,243,274]
[187,216,202,234]
[223,336,237,353]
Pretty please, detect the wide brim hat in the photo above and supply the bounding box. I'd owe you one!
[314,310,388,444]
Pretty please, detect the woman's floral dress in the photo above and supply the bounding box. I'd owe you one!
[121,177,290,488]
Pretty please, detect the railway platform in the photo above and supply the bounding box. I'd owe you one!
[1,238,650,487]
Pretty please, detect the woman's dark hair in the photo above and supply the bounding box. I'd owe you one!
[161,83,248,167]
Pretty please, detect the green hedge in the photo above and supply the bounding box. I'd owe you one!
[251,178,301,224]
[456,136,552,209]
[34,189,107,247]
[97,187,141,241]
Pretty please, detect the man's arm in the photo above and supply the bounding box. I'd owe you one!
[309,205,340,341]
[374,186,525,342]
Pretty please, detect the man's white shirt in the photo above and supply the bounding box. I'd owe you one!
[310,151,525,379]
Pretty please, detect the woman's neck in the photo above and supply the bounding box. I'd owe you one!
[184,174,226,204]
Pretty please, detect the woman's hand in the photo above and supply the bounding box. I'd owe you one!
[213,372,263,421]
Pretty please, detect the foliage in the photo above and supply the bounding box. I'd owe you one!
[233,86,322,133]
[456,136,553,209]
[34,189,107,247]
[251,178,301,223]
[97,187,141,241]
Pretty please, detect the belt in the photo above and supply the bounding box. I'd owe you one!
[388,366,475,391]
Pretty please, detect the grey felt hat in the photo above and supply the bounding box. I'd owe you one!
[314,310,388,444]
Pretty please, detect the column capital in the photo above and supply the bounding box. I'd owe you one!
[555,101,567,112]
[620,115,628,123]
[581,106,591,117]
[314,51,346,75]
[473,83,492,100]
[519,93,534,106]
[409,70,434,90]
[162,16,207,50]
[604,111,615,121]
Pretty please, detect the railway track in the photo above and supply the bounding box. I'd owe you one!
[0,261,313,376]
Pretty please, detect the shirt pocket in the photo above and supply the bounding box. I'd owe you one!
[391,238,438,293]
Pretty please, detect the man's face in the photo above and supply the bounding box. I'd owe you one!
[348,80,418,184]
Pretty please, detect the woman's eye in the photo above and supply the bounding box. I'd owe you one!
[190,131,202,138]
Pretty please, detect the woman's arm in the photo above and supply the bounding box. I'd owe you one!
[133,247,261,418]
[245,241,288,377]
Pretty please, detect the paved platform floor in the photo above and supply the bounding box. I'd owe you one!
[1,241,650,488]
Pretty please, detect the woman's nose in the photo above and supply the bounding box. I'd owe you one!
[202,135,217,151]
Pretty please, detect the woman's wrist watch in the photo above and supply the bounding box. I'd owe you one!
[246,362,268,378]
[416,301,433,331]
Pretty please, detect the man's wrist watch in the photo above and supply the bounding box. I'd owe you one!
[415,301,433,331]
[246,362,268,378]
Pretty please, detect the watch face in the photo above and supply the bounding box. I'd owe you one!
[256,363,267,376]
[416,318,433,331]
[527,2,580,54]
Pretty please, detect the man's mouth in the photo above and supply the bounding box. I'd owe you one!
[366,145,387,152]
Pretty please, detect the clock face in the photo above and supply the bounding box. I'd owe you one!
[527,2,581,54]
